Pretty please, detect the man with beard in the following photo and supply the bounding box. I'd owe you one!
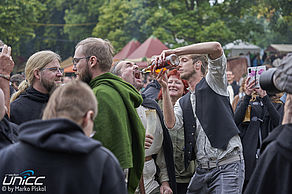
[10,50,63,125]
[156,42,244,194]
[73,37,145,194]
[111,61,176,194]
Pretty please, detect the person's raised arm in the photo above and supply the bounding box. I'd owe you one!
[0,45,14,116]
[159,42,223,61]
[157,70,175,129]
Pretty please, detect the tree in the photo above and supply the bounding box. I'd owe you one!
[63,0,104,41]
[0,0,45,55]
[92,0,141,52]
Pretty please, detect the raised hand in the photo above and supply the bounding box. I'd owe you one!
[156,68,168,89]
[255,87,267,98]
[0,44,14,75]
[245,77,255,96]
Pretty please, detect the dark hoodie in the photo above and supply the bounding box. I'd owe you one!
[89,72,145,194]
[0,118,127,194]
[10,87,49,125]
[244,124,292,194]
[0,116,18,150]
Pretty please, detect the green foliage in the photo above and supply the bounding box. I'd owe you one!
[0,0,290,68]
[256,0,292,45]
[63,0,103,41]
[0,0,45,54]
[197,20,235,44]
[92,0,141,52]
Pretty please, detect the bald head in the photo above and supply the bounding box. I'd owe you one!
[111,61,143,90]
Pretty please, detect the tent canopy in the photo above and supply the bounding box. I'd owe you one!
[224,40,261,57]
[113,39,141,61]
[126,36,168,67]
[266,44,292,53]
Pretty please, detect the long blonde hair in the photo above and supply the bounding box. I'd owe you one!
[10,50,61,102]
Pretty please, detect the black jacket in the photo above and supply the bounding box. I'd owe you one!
[0,118,127,194]
[142,80,161,101]
[10,87,49,125]
[234,94,283,182]
[244,124,292,194]
[0,116,18,150]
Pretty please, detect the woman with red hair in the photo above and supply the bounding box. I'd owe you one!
[158,69,194,194]
[158,69,189,106]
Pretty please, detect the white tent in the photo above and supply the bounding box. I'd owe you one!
[224,40,261,57]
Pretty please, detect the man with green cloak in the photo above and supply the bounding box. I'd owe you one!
[73,37,145,194]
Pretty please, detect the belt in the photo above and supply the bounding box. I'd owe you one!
[145,156,152,161]
[199,154,242,169]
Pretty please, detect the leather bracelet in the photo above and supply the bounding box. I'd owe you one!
[0,73,10,81]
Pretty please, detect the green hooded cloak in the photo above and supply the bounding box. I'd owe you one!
[89,72,145,194]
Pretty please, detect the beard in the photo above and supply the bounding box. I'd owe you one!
[40,76,56,94]
[180,69,196,80]
[133,80,143,91]
[78,64,92,84]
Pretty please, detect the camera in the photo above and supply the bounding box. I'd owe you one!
[260,53,292,94]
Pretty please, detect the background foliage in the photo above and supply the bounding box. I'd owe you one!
[0,0,291,70]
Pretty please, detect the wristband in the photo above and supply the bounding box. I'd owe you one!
[0,74,10,81]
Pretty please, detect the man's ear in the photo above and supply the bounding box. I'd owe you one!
[81,110,94,137]
[89,56,98,69]
[33,69,41,80]
[81,110,94,128]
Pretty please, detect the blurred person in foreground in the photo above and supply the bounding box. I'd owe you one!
[0,43,14,116]
[0,44,18,149]
[73,37,145,194]
[157,69,194,194]
[156,42,244,194]
[0,40,17,99]
[0,80,127,194]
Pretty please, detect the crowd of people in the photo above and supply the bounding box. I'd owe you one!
[0,37,291,194]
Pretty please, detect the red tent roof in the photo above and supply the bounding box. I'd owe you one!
[113,39,141,61]
[127,36,168,60]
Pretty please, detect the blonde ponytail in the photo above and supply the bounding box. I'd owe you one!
[10,80,29,102]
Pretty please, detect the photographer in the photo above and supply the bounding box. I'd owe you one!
[234,77,283,190]
[244,53,292,194]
